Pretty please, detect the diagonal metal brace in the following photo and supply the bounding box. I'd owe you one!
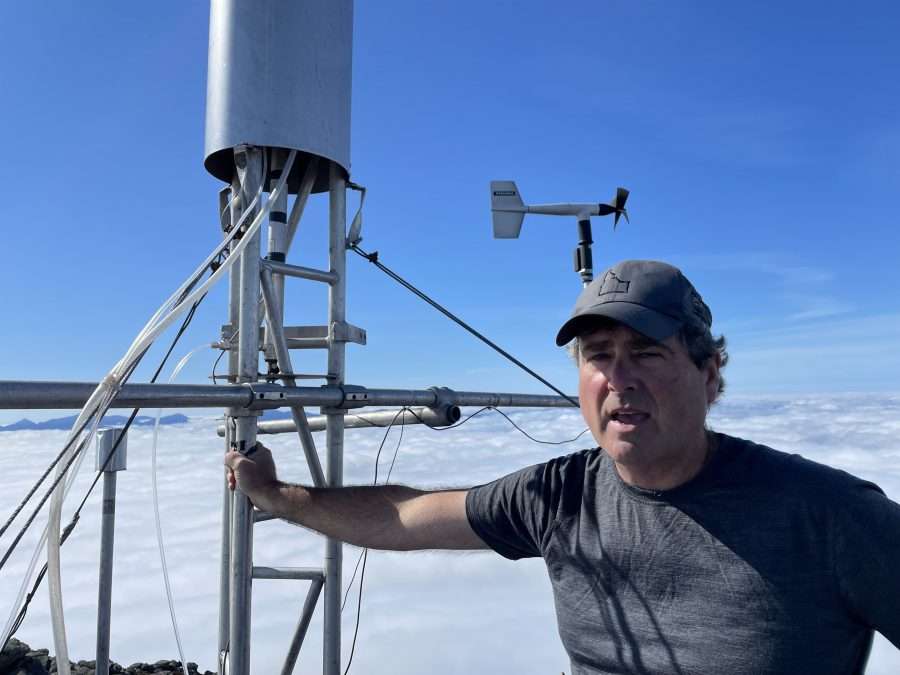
[260,267,327,487]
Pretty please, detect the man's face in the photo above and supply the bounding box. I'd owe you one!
[577,323,720,469]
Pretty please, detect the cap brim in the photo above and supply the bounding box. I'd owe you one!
[555,302,682,346]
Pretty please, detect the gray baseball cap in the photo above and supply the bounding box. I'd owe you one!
[555,260,712,346]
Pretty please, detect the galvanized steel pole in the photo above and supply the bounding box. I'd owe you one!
[229,146,263,675]
[218,178,242,675]
[0,380,576,411]
[95,428,127,675]
[323,162,347,675]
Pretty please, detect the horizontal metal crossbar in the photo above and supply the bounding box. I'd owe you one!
[263,258,337,285]
[0,381,577,411]
[217,405,461,437]
[253,566,325,581]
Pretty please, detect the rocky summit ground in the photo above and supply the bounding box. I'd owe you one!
[0,638,214,675]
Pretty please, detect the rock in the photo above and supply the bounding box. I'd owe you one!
[0,637,30,670]
[0,644,213,675]
[153,660,181,670]
[25,648,51,671]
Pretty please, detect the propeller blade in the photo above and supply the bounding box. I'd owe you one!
[610,187,629,229]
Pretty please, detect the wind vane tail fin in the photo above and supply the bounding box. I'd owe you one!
[490,181,526,238]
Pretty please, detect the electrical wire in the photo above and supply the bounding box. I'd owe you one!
[0,299,198,581]
[211,329,238,385]
[350,244,578,407]
[339,405,587,610]
[339,405,587,674]
[342,408,408,675]
[0,349,149,638]
[0,413,101,542]
[405,406,590,446]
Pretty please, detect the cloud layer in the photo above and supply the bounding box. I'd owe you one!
[1,395,898,673]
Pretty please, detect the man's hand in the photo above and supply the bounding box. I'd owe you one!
[224,442,281,512]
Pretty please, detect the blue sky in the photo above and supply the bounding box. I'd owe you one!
[1,1,898,423]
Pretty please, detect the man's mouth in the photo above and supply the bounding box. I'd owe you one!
[609,409,650,427]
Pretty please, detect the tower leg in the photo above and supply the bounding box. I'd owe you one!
[228,146,264,675]
[323,162,347,675]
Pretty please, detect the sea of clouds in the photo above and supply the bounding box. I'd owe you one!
[1,394,898,674]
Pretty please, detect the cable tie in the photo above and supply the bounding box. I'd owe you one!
[101,373,123,390]
[59,515,79,545]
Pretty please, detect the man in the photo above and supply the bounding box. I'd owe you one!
[226,259,900,674]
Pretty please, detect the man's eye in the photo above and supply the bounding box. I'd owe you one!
[636,351,663,359]
[586,352,611,361]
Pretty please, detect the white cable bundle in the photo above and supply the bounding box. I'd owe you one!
[0,149,296,672]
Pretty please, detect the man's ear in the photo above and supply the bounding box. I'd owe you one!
[704,352,722,405]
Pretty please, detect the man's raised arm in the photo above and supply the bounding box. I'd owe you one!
[224,444,489,551]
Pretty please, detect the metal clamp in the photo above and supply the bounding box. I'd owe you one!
[244,383,287,410]
[330,321,367,346]
[428,386,458,409]
[339,384,368,409]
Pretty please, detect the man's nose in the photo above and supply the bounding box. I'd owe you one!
[606,356,639,392]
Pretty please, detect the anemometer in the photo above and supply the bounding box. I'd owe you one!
[490,181,630,286]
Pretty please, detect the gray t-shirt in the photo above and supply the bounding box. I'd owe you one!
[465,433,900,675]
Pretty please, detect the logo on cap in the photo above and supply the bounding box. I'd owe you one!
[597,270,630,296]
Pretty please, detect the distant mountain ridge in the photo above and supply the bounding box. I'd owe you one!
[0,413,189,432]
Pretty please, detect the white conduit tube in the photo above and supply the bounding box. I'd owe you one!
[1,388,115,649]
[47,384,118,674]
[152,344,211,675]
[36,149,297,674]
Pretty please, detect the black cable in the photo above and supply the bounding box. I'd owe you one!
[211,349,227,384]
[211,328,238,385]
[0,341,153,543]
[383,414,406,484]
[70,298,205,520]
[0,412,98,540]
[489,407,589,445]
[1,297,205,650]
[404,406,590,446]
[0,299,201,575]
[339,404,586,611]
[341,408,408,675]
[340,406,411,612]
[351,245,578,408]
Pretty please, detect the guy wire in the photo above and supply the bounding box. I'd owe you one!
[350,245,578,407]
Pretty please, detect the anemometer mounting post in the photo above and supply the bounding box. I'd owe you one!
[575,217,594,286]
[490,181,630,286]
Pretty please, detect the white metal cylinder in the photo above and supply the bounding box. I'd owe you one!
[204,0,353,192]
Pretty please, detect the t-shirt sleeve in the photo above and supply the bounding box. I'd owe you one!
[465,452,586,560]
[833,482,900,647]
